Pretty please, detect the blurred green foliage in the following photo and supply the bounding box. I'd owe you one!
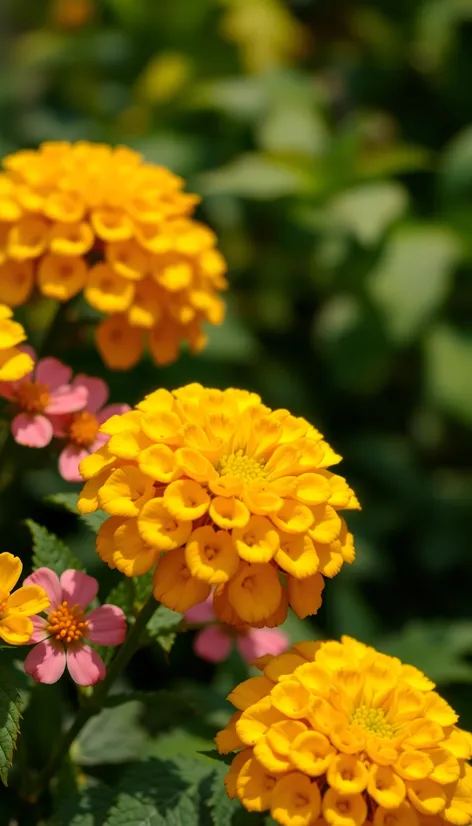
[1,0,472,814]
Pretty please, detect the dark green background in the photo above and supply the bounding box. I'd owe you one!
[1,0,472,808]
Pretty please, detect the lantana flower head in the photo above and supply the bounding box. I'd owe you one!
[0,552,49,644]
[0,303,34,381]
[216,636,472,826]
[52,374,130,482]
[185,597,289,664]
[23,568,126,685]
[0,350,88,447]
[78,384,359,626]
[0,142,227,368]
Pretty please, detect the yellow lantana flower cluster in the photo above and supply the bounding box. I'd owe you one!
[0,303,34,381]
[0,142,227,369]
[77,384,359,626]
[216,636,472,826]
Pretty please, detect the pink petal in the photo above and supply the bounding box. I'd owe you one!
[24,639,66,684]
[86,604,126,645]
[184,596,215,625]
[58,444,89,483]
[66,644,106,686]
[46,386,88,414]
[49,414,69,437]
[72,375,109,414]
[23,568,61,611]
[60,569,98,609]
[97,403,131,424]
[12,413,53,447]
[28,615,49,643]
[35,357,72,391]
[237,628,289,662]
[193,625,232,663]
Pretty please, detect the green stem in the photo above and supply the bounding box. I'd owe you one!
[30,595,157,801]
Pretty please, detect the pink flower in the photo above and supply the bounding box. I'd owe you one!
[185,598,289,664]
[23,568,126,686]
[51,374,130,482]
[0,348,88,448]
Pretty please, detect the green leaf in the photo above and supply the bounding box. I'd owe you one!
[208,764,240,826]
[105,758,200,826]
[147,605,183,654]
[105,578,135,619]
[198,153,309,200]
[26,520,82,575]
[379,621,472,684]
[424,324,472,426]
[47,492,108,534]
[74,702,149,766]
[368,225,462,344]
[53,784,115,826]
[440,124,472,202]
[328,182,408,246]
[133,571,153,606]
[0,658,23,786]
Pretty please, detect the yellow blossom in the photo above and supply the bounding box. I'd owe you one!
[0,552,49,644]
[0,303,34,381]
[216,636,472,826]
[78,384,359,626]
[0,142,227,368]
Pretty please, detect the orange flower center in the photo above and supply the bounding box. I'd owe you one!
[68,411,100,447]
[47,600,88,643]
[15,381,50,413]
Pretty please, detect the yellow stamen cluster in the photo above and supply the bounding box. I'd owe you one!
[0,142,227,369]
[47,600,88,643]
[0,303,33,381]
[77,384,359,626]
[216,636,472,826]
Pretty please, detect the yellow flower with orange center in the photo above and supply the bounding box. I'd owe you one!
[0,142,227,368]
[0,552,49,644]
[216,636,472,826]
[77,384,359,625]
[0,303,34,381]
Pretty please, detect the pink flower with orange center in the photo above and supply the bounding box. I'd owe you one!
[23,568,126,685]
[51,374,129,482]
[0,349,87,447]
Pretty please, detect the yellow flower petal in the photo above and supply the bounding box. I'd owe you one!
[209,496,251,529]
[152,547,210,612]
[323,789,367,826]
[290,730,336,777]
[5,584,49,615]
[0,613,33,644]
[327,755,369,794]
[163,479,210,521]
[112,519,160,576]
[407,779,446,815]
[185,525,239,585]
[138,497,192,551]
[287,572,325,619]
[233,515,280,563]
[227,561,283,624]
[271,772,321,826]
[98,466,154,517]
[227,675,274,710]
[0,552,22,596]
[275,533,319,579]
[236,754,278,812]
[367,766,406,809]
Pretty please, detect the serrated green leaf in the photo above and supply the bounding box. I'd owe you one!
[133,571,153,606]
[105,758,199,826]
[147,604,182,654]
[0,659,23,786]
[53,784,115,826]
[80,510,108,533]
[208,764,240,826]
[47,492,79,513]
[26,520,82,575]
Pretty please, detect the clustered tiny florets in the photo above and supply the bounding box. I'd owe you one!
[78,383,360,627]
